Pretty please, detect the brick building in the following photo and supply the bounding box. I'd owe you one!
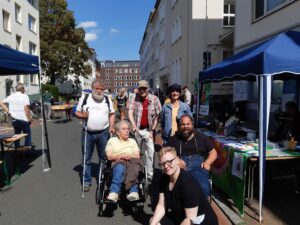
[99,60,140,95]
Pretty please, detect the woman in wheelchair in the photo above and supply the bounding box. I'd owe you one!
[105,120,143,203]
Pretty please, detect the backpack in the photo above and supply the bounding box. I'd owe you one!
[81,94,111,112]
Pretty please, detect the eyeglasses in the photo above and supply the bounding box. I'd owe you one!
[158,157,177,168]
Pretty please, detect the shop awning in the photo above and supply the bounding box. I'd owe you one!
[198,30,300,82]
[0,44,39,75]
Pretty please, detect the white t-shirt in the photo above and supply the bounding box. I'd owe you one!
[3,92,30,122]
[184,89,192,105]
[76,94,115,131]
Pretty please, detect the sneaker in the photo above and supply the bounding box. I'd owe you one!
[107,192,119,202]
[127,192,139,201]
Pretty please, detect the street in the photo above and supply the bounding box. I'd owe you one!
[0,119,153,225]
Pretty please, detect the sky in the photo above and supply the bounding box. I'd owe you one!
[67,0,156,61]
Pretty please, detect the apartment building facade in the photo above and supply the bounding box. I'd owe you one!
[234,0,300,122]
[99,60,140,95]
[0,0,40,100]
[140,0,235,94]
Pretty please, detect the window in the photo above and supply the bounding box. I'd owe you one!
[251,80,283,100]
[134,68,138,73]
[27,0,34,5]
[3,10,11,32]
[254,0,293,19]
[29,42,36,55]
[272,80,283,100]
[172,57,182,83]
[114,69,118,73]
[28,14,36,32]
[171,0,178,8]
[223,4,235,27]
[16,35,22,51]
[119,69,123,73]
[15,4,21,23]
[124,68,128,73]
[222,49,233,60]
[172,16,182,43]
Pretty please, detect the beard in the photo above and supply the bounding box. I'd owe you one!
[92,92,104,102]
[181,129,193,140]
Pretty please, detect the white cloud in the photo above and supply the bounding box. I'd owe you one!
[77,21,98,29]
[85,32,98,42]
[109,28,120,34]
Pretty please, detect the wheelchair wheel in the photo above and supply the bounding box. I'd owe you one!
[96,162,109,216]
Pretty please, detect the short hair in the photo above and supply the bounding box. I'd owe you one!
[115,120,130,132]
[15,83,25,92]
[158,146,177,159]
[91,79,104,89]
[183,86,188,89]
[180,114,194,125]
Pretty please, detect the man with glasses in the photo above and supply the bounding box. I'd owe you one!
[128,80,162,181]
[168,115,217,198]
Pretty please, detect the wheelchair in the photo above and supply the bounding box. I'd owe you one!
[95,159,148,216]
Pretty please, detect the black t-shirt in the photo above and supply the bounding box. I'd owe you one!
[168,131,214,157]
[115,95,127,107]
[159,170,218,225]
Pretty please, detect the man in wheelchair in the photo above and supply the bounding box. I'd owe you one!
[105,120,143,203]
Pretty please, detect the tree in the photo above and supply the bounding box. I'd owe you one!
[40,0,92,85]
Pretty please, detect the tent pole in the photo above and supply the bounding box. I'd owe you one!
[196,82,203,128]
[38,72,52,170]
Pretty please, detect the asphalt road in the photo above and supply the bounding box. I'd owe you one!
[0,119,153,225]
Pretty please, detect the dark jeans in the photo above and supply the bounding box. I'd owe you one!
[81,128,109,185]
[181,155,210,198]
[12,119,31,148]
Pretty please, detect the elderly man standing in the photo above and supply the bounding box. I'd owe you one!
[168,115,217,198]
[0,83,32,148]
[128,80,162,181]
[75,79,115,192]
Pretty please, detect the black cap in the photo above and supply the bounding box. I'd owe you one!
[167,83,181,94]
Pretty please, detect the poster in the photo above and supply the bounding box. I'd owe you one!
[211,140,248,216]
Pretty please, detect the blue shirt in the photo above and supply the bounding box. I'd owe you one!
[160,101,192,143]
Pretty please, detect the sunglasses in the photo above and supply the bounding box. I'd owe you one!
[158,157,177,168]
[138,87,148,91]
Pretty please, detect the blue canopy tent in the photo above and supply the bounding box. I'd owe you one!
[0,44,52,170]
[198,30,300,221]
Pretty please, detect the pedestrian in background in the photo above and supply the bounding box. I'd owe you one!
[128,80,162,181]
[75,79,115,192]
[115,87,128,121]
[43,90,52,120]
[160,83,192,145]
[0,83,33,148]
[183,86,192,106]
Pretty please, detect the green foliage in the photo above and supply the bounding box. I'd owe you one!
[40,0,92,85]
[41,84,59,100]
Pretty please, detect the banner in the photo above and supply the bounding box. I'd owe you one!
[211,140,248,216]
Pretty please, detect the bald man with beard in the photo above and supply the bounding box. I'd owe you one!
[75,79,115,192]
